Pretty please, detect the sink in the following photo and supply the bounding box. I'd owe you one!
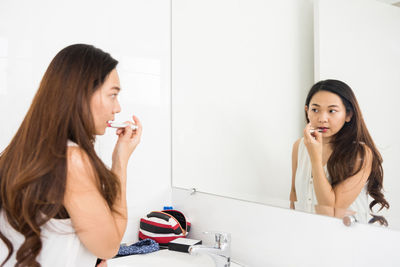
[107,249,243,267]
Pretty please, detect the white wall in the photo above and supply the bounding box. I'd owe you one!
[315,0,400,226]
[172,0,314,204]
[2,1,400,267]
[0,0,171,243]
[173,188,400,267]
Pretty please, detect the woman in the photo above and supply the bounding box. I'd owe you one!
[290,79,389,221]
[0,44,142,266]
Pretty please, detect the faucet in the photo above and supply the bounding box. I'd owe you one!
[188,231,231,267]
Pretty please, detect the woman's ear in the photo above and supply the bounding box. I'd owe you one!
[345,110,353,122]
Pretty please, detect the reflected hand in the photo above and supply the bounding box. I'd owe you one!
[303,123,323,163]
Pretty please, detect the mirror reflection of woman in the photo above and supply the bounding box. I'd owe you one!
[0,44,142,266]
[290,79,389,222]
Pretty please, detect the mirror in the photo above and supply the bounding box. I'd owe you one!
[171,0,400,229]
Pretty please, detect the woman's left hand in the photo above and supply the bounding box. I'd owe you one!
[303,123,323,164]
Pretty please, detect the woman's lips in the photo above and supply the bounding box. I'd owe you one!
[318,127,329,133]
[310,127,329,133]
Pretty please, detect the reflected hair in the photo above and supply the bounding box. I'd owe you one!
[304,79,389,212]
[0,44,119,266]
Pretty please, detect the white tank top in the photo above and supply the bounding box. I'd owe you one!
[294,138,369,223]
[0,141,97,267]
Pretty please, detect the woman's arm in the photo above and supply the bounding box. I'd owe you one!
[64,115,142,259]
[304,123,372,209]
[64,148,125,259]
[290,139,301,209]
[314,204,356,219]
[332,146,372,209]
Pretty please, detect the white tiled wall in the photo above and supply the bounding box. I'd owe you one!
[0,0,172,243]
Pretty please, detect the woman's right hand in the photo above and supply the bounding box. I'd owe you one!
[303,122,323,164]
[112,115,142,168]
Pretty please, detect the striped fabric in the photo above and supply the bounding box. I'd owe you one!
[139,210,191,246]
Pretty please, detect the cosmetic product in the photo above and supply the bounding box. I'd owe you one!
[107,121,138,130]
[310,128,327,133]
[168,238,202,253]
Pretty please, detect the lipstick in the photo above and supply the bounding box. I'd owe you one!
[107,121,138,130]
[310,128,328,133]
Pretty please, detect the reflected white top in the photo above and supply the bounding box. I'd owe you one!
[295,138,369,222]
[0,141,97,267]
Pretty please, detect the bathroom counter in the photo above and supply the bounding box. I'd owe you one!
[107,249,242,267]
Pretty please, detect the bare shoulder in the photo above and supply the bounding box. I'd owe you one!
[361,143,373,163]
[292,138,302,168]
[363,144,373,156]
[67,145,88,163]
[66,146,96,185]
[353,143,373,171]
[292,138,302,155]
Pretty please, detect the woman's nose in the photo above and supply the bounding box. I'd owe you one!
[114,101,121,114]
[318,113,328,123]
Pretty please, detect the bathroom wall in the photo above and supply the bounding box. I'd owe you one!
[2,1,400,267]
[173,187,400,267]
[0,0,172,243]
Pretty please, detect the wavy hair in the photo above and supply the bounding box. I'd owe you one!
[305,79,389,212]
[0,44,120,266]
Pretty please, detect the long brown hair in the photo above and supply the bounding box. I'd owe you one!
[305,79,389,212]
[0,44,120,266]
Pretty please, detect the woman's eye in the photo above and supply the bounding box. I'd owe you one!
[311,108,318,113]
[329,110,337,113]
[111,94,118,99]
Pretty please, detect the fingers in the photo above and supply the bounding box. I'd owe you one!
[132,114,141,126]
[123,120,134,137]
[114,115,142,141]
[114,122,132,139]
[132,115,142,138]
[303,123,313,141]
[124,115,142,141]
[304,123,323,143]
[313,129,322,142]
[114,122,133,137]
[116,128,124,135]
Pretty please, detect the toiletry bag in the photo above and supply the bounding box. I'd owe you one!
[139,210,191,246]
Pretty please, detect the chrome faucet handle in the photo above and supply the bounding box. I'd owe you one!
[343,215,357,226]
[202,231,231,248]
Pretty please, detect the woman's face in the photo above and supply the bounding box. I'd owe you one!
[305,90,352,139]
[90,68,121,135]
